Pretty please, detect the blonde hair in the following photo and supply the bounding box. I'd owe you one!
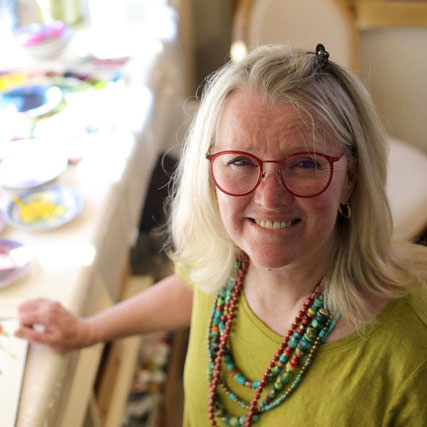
[168,45,426,327]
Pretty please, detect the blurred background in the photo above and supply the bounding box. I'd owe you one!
[0,1,426,427]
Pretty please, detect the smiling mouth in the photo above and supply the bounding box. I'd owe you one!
[253,218,300,230]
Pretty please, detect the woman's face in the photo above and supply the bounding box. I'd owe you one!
[213,90,354,271]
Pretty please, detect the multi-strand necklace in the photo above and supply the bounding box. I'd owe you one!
[207,253,336,426]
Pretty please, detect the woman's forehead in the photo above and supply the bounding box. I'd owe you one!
[215,90,341,153]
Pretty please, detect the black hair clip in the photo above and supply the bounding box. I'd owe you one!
[315,43,330,71]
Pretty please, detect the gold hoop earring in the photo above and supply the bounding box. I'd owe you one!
[339,202,351,219]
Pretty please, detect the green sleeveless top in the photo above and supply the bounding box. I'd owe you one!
[177,265,427,426]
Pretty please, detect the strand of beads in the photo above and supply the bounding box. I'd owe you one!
[218,287,323,391]
[207,254,249,427]
[207,279,238,383]
[243,311,332,426]
[215,304,330,415]
[261,297,330,409]
[214,318,331,426]
[260,317,332,412]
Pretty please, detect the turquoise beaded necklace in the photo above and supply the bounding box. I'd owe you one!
[207,253,337,426]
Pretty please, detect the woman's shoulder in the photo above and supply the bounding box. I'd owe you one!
[175,261,192,286]
[174,261,198,290]
[407,284,427,326]
[331,287,427,354]
[376,286,427,358]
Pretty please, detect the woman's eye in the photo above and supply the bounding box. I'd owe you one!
[290,157,320,169]
[297,159,317,168]
[227,156,256,166]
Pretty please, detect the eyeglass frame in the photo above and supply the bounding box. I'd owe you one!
[206,150,345,198]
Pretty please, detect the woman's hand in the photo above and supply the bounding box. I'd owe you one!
[14,275,193,351]
[15,299,93,352]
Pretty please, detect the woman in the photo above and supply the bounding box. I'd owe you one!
[16,45,427,426]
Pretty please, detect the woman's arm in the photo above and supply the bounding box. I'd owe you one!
[15,274,193,351]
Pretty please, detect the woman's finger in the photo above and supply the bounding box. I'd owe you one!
[17,298,56,312]
[18,310,45,328]
[15,325,48,344]
[18,300,67,327]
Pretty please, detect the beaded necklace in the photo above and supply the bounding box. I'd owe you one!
[207,253,336,426]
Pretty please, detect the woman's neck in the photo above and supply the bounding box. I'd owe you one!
[243,260,327,336]
[246,259,326,302]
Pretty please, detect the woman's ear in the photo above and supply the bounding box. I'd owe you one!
[341,169,356,204]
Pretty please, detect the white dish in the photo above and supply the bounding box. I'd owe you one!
[0,139,68,189]
[23,34,71,58]
[17,21,72,59]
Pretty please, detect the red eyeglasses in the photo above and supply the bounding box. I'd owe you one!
[206,150,345,197]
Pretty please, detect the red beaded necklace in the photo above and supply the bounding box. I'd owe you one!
[207,253,334,426]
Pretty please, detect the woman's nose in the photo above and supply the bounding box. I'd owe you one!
[261,162,285,187]
[255,164,293,206]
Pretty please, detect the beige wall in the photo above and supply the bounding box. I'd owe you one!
[360,28,427,154]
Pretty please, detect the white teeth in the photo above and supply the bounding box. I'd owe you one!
[255,219,295,230]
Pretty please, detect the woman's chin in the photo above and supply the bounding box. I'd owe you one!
[244,248,297,270]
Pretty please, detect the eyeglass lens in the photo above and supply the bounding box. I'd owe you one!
[211,152,332,197]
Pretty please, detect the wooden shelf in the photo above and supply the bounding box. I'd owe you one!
[160,329,189,427]
[354,1,427,29]
[93,275,154,427]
